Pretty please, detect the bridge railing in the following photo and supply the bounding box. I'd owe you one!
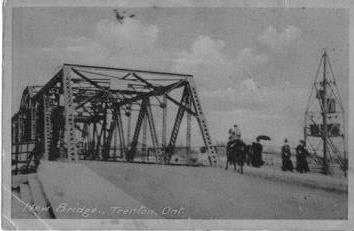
[11,141,36,175]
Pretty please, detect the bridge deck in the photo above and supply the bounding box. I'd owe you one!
[84,161,347,219]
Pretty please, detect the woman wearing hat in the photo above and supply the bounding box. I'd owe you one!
[295,140,310,173]
[281,138,294,171]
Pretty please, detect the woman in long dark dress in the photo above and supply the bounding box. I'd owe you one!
[281,138,293,171]
[252,138,264,167]
[295,140,310,173]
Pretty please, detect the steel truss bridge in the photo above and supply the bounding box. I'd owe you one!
[12,64,218,174]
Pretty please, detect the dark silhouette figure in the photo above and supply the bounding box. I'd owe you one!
[281,138,294,171]
[252,138,264,167]
[225,138,246,174]
[295,140,310,173]
[245,144,254,166]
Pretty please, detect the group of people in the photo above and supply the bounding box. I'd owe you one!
[281,139,310,173]
[225,125,264,174]
[225,124,311,174]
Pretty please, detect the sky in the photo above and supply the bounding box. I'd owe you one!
[12,7,349,146]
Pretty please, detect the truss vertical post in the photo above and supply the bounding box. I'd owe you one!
[162,94,167,148]
[146,99,162,162]
[87,123,92,158]
[186,94,192,162]
[113,120,117,159]
[91,122,97,159]
[62,66,78,161]
[104,112,115,160]
[343,115,347,177]
[13,119,20,174]
[127,107,132,146]
[31,101,36,141]
[82,123,89,158]
[142,115,147,159]
[17,116,21,143]
[102,105,108,159]
[43,95,51,160]
[19,113,23,142]
[116,108,126,159]
[96,120,105,159]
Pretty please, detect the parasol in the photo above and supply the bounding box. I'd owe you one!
[256,135,271,141]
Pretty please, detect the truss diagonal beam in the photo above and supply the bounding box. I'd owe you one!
[167,87,189,161]
[165,94,196,116]
[117,80,186,107]
[128,100,147,161]
[75,91,105,110]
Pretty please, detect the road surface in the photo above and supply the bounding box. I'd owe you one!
[84,161,347,219]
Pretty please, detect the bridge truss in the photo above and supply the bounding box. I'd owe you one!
[12,64,218,173]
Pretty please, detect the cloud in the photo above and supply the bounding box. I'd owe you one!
[173,36,268,90]
[258,25,303,52]
[40,18,173,70]
[200,78,267,113]
[200,78,307,116]
[174,36,226,69]
[234,48,269,77]
[173,36,232,90]
[239,78,261,93]
[94,18,159,54]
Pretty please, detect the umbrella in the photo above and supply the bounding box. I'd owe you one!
[256,135,271,141]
